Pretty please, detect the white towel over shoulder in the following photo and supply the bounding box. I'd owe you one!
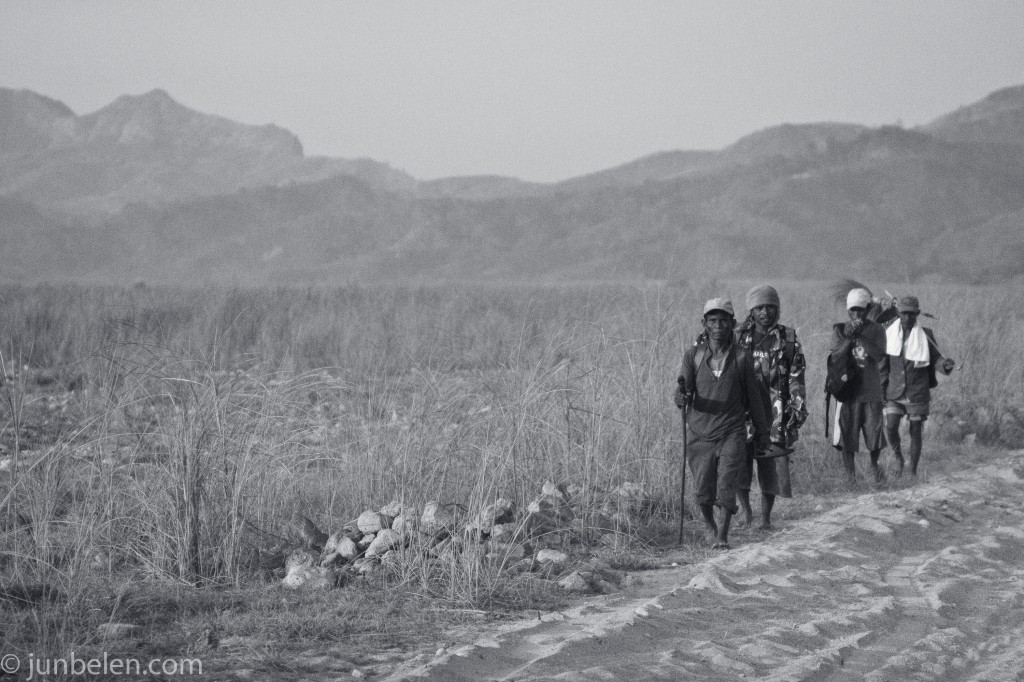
[886,322,929,365]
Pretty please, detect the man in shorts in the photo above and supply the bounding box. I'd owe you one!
[675,298,771,549]
[880,295,955,476]
[735,285,807,530]
[829,288,887,483]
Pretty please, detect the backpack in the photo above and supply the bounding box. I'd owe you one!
[824,324,860,439]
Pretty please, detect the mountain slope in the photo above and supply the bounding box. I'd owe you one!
[1,85,1023,284]
[922,85,1024,147]
[0,88,415,214]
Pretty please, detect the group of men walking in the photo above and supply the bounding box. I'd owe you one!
[674,285,954,549]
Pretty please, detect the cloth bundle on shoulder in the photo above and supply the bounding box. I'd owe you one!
[886,323,930,366]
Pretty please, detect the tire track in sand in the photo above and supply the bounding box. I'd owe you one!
[383,452,1024,681]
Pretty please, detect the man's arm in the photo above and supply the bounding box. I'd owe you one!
[858,321,887,362]
[879,353,891,397]
[785,335,808,429]
[925,328,955,375]
[740,351,772,444]
[674,347,696,408]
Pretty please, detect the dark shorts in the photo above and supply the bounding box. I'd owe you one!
[838,401,884,453]
[737,441,792,498]
[884,399,929,421]
[687,429,745,513]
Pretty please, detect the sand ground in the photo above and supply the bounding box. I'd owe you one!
[379,451,1024,681]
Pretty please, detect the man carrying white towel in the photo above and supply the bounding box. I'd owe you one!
[880,295,956,477]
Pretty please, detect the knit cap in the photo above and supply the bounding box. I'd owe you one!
[746,285,780,310]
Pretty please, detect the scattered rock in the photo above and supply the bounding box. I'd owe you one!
[487,541,531,560]
[466,498,515,537]
[97,623,142,640]
[380,500,404,518]
[999,409,1024,448]
[366,529,402,557]
[536,548,569,568]
[421,501,454,534]
[489,522,519,542]
[335,536,360,561]
[282,565,340,589]
[357,510,390,534]
[622,574,644,589]
[557,571,590,592]
[285,549,318,571]
[320,551,345,568]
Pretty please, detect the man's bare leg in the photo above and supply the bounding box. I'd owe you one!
[885,414,905,476]
[700,503,718,542]
[715,508,733,548]
[869,449,884,482]
[908,421,924,475]
[760,493,776,530]
[737,489,754,526]
[842,450,857,484]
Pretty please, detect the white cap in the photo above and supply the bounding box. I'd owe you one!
[846,288,872,310]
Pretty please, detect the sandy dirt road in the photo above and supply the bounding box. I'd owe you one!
[385,452,1024,681]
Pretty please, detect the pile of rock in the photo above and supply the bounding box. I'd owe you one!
[930,404,1024,448]
[281,480,654,593]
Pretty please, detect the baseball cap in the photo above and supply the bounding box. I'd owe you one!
[703,298,735,317]
[897,295,921,313]
[846,288,872,310]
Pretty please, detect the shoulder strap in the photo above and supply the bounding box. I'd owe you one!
[782,326,797,364]
[696,343,710,374]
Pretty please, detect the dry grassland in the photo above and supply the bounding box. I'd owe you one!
[0,280,1019,677]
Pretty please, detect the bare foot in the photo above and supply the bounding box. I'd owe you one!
[703,525,719,545]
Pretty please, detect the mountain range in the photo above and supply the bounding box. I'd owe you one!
[2,85,1023,285]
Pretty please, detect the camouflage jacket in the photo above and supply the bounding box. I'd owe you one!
[735,323,808,445]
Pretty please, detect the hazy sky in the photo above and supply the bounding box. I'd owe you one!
[3,1,1024,182]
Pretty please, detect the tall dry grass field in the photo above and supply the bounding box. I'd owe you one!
[1,280,1020,670]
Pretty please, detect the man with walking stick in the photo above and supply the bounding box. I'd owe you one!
[675,298,771,549]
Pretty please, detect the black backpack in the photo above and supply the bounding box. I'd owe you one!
[824,324,861,438]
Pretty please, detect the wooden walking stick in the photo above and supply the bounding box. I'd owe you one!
[678,404,688,544]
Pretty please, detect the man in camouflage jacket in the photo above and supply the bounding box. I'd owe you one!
[734,285,808,530]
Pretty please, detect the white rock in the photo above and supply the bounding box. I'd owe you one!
[380,500,403,518]
[357,510,389,534]
[97,623,142,640]
[366,529,401,557]
[421,501,454,533]
[282,565,337,590]
[285,549,318,571]
[557,571,590,592]
[336,536,359,560]
[466,499,515,535]
[536,548,569,567]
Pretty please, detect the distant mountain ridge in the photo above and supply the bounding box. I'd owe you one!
[0,87,415,214]
[1,85,1022,284]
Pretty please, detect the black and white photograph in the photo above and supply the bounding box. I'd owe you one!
[2,2,1024,679]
